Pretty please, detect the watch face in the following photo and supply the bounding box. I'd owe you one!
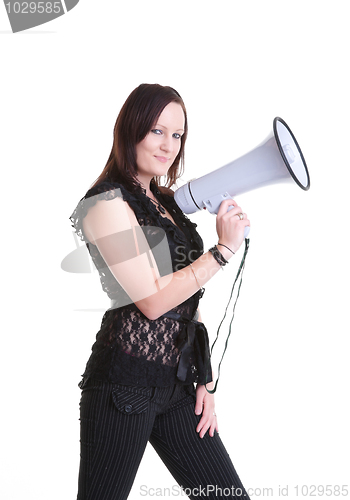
[4,0,80,33]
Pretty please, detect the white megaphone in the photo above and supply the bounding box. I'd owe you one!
[174,117,310,238]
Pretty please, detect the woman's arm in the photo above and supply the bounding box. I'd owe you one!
[83,192,249,320]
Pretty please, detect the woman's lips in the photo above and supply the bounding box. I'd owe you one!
[154,156,169,163]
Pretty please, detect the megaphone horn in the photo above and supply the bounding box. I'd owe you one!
[174,117,310,237]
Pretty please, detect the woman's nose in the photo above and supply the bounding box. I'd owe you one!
[160,136,172,153]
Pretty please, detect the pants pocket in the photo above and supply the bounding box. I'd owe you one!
[111,385,152,415]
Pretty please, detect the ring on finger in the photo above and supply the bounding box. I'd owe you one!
[236,212,244,220]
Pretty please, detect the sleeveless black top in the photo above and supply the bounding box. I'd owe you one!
[69,179,212,387]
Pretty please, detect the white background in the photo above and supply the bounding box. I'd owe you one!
[1,1,349,499]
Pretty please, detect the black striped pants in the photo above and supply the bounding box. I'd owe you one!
[77,379,251,499]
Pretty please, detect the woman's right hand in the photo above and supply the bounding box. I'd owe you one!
[216,199,250,256]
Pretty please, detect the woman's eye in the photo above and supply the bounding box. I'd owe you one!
[151,129,182,139]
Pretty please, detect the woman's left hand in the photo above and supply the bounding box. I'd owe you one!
[195,382,218,438]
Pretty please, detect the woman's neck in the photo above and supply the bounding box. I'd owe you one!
[136,174,154,197]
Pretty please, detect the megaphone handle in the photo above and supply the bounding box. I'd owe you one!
[227,205,250,238]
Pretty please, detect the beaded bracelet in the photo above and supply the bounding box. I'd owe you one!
[209,245,229,267]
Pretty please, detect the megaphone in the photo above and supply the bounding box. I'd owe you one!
[174,117,310,237]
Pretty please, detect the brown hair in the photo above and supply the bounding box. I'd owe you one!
[92,83,188,194]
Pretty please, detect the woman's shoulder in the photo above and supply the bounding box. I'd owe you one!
[69,179,132,242]
[84,179,126,201]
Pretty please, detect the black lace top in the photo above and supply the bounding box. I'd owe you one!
[69,179,212,387]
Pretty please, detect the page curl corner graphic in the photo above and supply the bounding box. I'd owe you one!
[3,0,80,33]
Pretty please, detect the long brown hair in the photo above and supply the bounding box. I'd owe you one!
[92,84,188,194]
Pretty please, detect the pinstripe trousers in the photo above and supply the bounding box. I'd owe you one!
[77,379,250,500]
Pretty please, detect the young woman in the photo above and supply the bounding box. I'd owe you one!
[70,83,251,499]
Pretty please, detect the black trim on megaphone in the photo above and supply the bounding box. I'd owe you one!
[273,117,310,191]
[188,182,201,210]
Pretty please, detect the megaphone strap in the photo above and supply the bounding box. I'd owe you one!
[205,238,250,394]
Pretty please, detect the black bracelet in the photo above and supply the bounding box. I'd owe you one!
[209,245,229,267]
[217,243,235,255]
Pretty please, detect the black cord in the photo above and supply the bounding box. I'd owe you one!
[205,238,250,394]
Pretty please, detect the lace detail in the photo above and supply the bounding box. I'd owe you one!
[69,180,207,386]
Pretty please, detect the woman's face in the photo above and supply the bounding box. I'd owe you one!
[135,101,185,182]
